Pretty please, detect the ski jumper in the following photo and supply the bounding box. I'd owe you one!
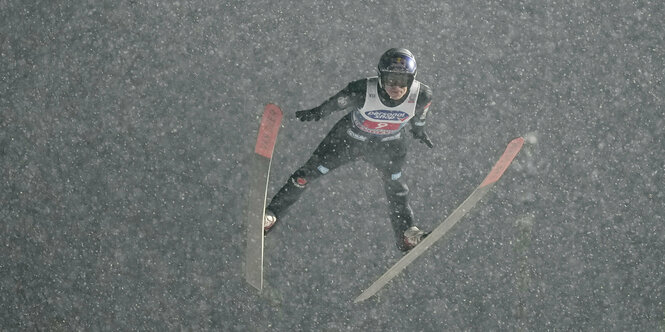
[267,77,433,247]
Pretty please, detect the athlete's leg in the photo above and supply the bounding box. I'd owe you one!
[266,155,331,218]
[266,119,358,225]
[366,139,416,243]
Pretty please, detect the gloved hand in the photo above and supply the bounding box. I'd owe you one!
[410,126,433,148]
[295,107,324,121]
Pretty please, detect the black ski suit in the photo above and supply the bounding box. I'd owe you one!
[267,77,433,248]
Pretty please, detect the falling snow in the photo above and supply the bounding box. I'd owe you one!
[2,0,664,330]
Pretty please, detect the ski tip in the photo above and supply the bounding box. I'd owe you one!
[479,137,524,188]
[264,103,283,116]
[255,104,284,158]
[511,136,525,145]
[523,132,539,145]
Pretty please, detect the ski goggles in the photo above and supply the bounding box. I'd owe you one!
[381,73,412,87]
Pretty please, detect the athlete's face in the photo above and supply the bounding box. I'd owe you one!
[384,84,408,100]
[381,73,410,100]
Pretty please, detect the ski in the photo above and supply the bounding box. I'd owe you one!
[244,103,283,292]
[354,137,525,303]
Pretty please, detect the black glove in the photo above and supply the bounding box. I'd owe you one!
[410,126,434,148]
[296,107,324,121]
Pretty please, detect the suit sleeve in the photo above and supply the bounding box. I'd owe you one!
[410,83,433,128]
[315,79,367,118]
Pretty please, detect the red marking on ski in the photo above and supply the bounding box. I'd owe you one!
[254,104,283,159]
[479,137,524,188]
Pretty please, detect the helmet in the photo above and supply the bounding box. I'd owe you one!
[377,48,417,88]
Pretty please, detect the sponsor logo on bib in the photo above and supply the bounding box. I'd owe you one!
[365,110,409,122]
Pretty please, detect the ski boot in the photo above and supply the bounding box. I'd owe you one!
[399,226,429,252]
[263,209,278,233]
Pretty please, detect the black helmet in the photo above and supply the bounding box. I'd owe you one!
[377,48,417,88]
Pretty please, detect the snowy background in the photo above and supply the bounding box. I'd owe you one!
[2,0,664,330]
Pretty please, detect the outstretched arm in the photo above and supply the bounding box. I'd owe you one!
[296,79,367,121]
